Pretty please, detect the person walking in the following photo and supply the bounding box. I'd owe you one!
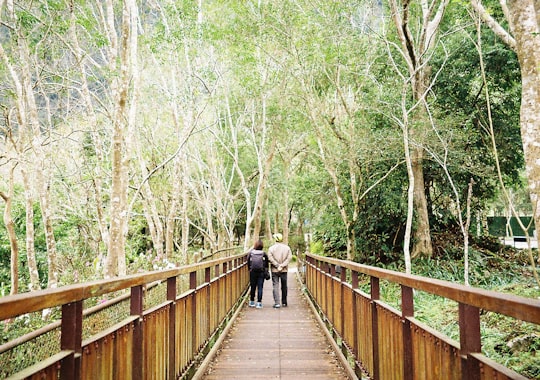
[247,239,269,309]
[268,233,292,308]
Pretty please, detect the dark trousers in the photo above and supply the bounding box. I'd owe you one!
[271,272,288,305]
[249,270,265,302]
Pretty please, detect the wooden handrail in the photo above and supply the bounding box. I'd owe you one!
[0,253,246,321]
[305,253,540,324]
[302,253,538,380]
[0,252,249,379]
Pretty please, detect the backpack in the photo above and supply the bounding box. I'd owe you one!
[249,250,265,271]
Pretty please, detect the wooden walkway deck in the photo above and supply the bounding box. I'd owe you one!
[196,268,356,379]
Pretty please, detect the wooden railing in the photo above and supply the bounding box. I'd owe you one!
[300,253,540,380]
[0,253,248,380]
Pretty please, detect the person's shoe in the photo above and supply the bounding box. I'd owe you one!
[282,303,287,307]
[249,301,255,307]
[256,302,263,309]
[273,304,281,308]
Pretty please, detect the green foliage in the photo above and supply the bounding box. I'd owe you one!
[287,234,306,255]
[431,22,523,189]
[309,240,324,255]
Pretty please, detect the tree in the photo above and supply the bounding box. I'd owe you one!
[103,0,140,277]
[0,3,62,289]
[0,166,19,294]
[471,0,540,244]
[387,0,451,258]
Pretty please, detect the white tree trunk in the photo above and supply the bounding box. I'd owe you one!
[0,167,20,295]
[507,1,540,238]
[0,22,56,288]
[388,0,450,258]
[21,171,41,291]
[401,104,414,275]
[105,0,139,277]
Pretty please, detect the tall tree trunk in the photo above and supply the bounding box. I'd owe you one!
[507,1,540,239]
[21,171,41,291]
[181,154,190,262]
[69,7,109,269]
[389,0,449,258]
[281,172,291,246]
[104,0,139,277]
[251,137,277,243]
[0,168,19,295]
[166,155,182,260]
[38,175,58,288]
[137,156,165,259]
[16,21,60,287]
[265,201,273,239]
[316,136,355,260]
[0,17,57,289]
[471,0,540,260]
[410,145,433,257]
[403,117,414,274]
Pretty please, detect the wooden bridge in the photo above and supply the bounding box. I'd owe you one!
[0,252,538,379]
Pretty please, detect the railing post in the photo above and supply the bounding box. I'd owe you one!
[371,276,380,380]
[167,276,177,380]
[329,264,335,330]
[223,262,230,310]
[205,267,211,283]
[131,285,144,380]
[459,303,481,380]
[205,267,212,337]
[351,270,362,378]
[340,267,347,357]
[190,271,198,352]
[401,286,414,380]
[60,301,82,380]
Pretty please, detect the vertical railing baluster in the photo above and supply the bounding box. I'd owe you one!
[371,276,380,380]
[329,264,335,330]
[60,300,83,380]
[167,276,177,379]
[223,262,229,311]
[340,267,347,357]
[131,285,144,380]
[459,303,481,380]
[401,285,414,380]
[351,270,362,378]
[214,263,221,322]
[190,271,197,352]
[205,267,211,338]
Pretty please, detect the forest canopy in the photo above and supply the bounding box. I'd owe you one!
[0,0,538,294]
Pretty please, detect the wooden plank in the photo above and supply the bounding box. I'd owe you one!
[199,272,354,380]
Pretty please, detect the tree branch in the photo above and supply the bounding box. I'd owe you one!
[470,0,516,50]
